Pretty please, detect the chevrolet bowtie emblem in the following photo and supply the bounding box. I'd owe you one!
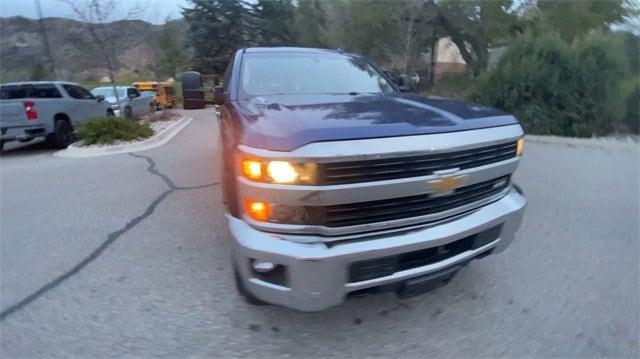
[427,175,465,196]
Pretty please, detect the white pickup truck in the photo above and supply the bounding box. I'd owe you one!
[0,81,113,150]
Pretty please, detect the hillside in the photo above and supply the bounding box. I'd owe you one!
[0,16,186,83]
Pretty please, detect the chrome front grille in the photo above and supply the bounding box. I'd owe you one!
[305,176,510,228]
[318,141,517,185]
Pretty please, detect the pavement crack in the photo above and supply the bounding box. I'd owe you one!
[0,190,173,321]
[0,152,220,321]
[129,152,177,189]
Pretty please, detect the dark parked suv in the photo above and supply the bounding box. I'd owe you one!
[215,47,526,311]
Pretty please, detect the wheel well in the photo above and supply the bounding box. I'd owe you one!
[54,113,70,123]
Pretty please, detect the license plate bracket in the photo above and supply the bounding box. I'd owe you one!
[396,265,461,298]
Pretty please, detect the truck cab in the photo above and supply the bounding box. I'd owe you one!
[216,47,526,311]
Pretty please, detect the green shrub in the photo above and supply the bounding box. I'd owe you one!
[621,77,639,133]
[76,117,154,145]
[471,31,632,136]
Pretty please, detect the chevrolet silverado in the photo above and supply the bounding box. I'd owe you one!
[215,47,526,311]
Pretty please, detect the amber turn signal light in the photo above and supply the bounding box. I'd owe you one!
[241,159,263,180]
[516,138,524,156]
[244,199,272,222]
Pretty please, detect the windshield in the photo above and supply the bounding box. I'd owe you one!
[91,87,125,98]
[240,52,394,97]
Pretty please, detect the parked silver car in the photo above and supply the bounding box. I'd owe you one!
[91,86,154,118]
[0,81,113,149]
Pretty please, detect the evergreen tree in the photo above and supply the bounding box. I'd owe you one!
[183,0,247,74]
[293,0,327,48]
[249,0,296,46]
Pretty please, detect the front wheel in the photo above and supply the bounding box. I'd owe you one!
[123,106,133,119]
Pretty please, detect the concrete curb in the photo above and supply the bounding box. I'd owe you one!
[54,116,193,158]
[526,134,638,150]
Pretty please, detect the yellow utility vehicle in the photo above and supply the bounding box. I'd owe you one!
[133,81,177,109]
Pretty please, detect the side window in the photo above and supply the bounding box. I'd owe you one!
[0,85,31,99]
[127,88,140,98]
[63,85,95,100]
[33,85,62,98]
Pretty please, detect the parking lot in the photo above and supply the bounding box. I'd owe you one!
[1,108,638,357]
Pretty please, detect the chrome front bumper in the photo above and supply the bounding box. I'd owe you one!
[229,187,526,311]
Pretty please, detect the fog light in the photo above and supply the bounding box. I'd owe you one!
[252,259,276,273]
[244,199,271,221]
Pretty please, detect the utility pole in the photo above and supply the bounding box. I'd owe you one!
[34,0,58,78]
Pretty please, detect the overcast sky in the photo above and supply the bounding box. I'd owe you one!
[0,0,191,24]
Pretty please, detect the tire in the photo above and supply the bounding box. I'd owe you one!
[234,267,269,306]
[148,103,155,115]
[106,109,115,117]
[0,140,4,151]
[124,106,133,119]
[47,119,74,149]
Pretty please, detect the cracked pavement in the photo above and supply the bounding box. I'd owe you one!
[1,109,638,357]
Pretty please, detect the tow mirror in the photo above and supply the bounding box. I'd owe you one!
[213,86,225,105]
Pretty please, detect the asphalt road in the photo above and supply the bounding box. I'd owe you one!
[1,109,638,357]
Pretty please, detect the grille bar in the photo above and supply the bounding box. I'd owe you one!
[315,176,509,227]
[320,142,516,185]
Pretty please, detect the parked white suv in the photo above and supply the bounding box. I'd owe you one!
[91,86,154,118]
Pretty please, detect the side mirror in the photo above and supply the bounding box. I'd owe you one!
[397,75,410,92]
[213,86,225,105]
[96,95,105,102]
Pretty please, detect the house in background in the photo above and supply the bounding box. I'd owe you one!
[427,37,508,80]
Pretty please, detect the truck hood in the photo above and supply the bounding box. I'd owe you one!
[235,93,518,152]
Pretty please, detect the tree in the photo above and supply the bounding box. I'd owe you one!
[536,0,636,43]
[429,0,520,77]
[248,0,296,46]
[61,0,148,104]
[293,0,328,48]
[154,18,187,79]
[183,0,246,74]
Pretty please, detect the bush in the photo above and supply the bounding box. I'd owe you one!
[621,77,639,133]
[76,117,154,145]
[471,31,632,136]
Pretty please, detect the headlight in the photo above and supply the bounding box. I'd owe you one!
[240,159,316,184]
[267,161,298,183]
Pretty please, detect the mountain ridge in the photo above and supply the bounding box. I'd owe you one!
[0,16,185,83]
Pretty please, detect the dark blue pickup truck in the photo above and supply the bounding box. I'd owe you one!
[216,47,526,311]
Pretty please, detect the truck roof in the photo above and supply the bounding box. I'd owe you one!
[243,47,356,56]
[0,81,80,86]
